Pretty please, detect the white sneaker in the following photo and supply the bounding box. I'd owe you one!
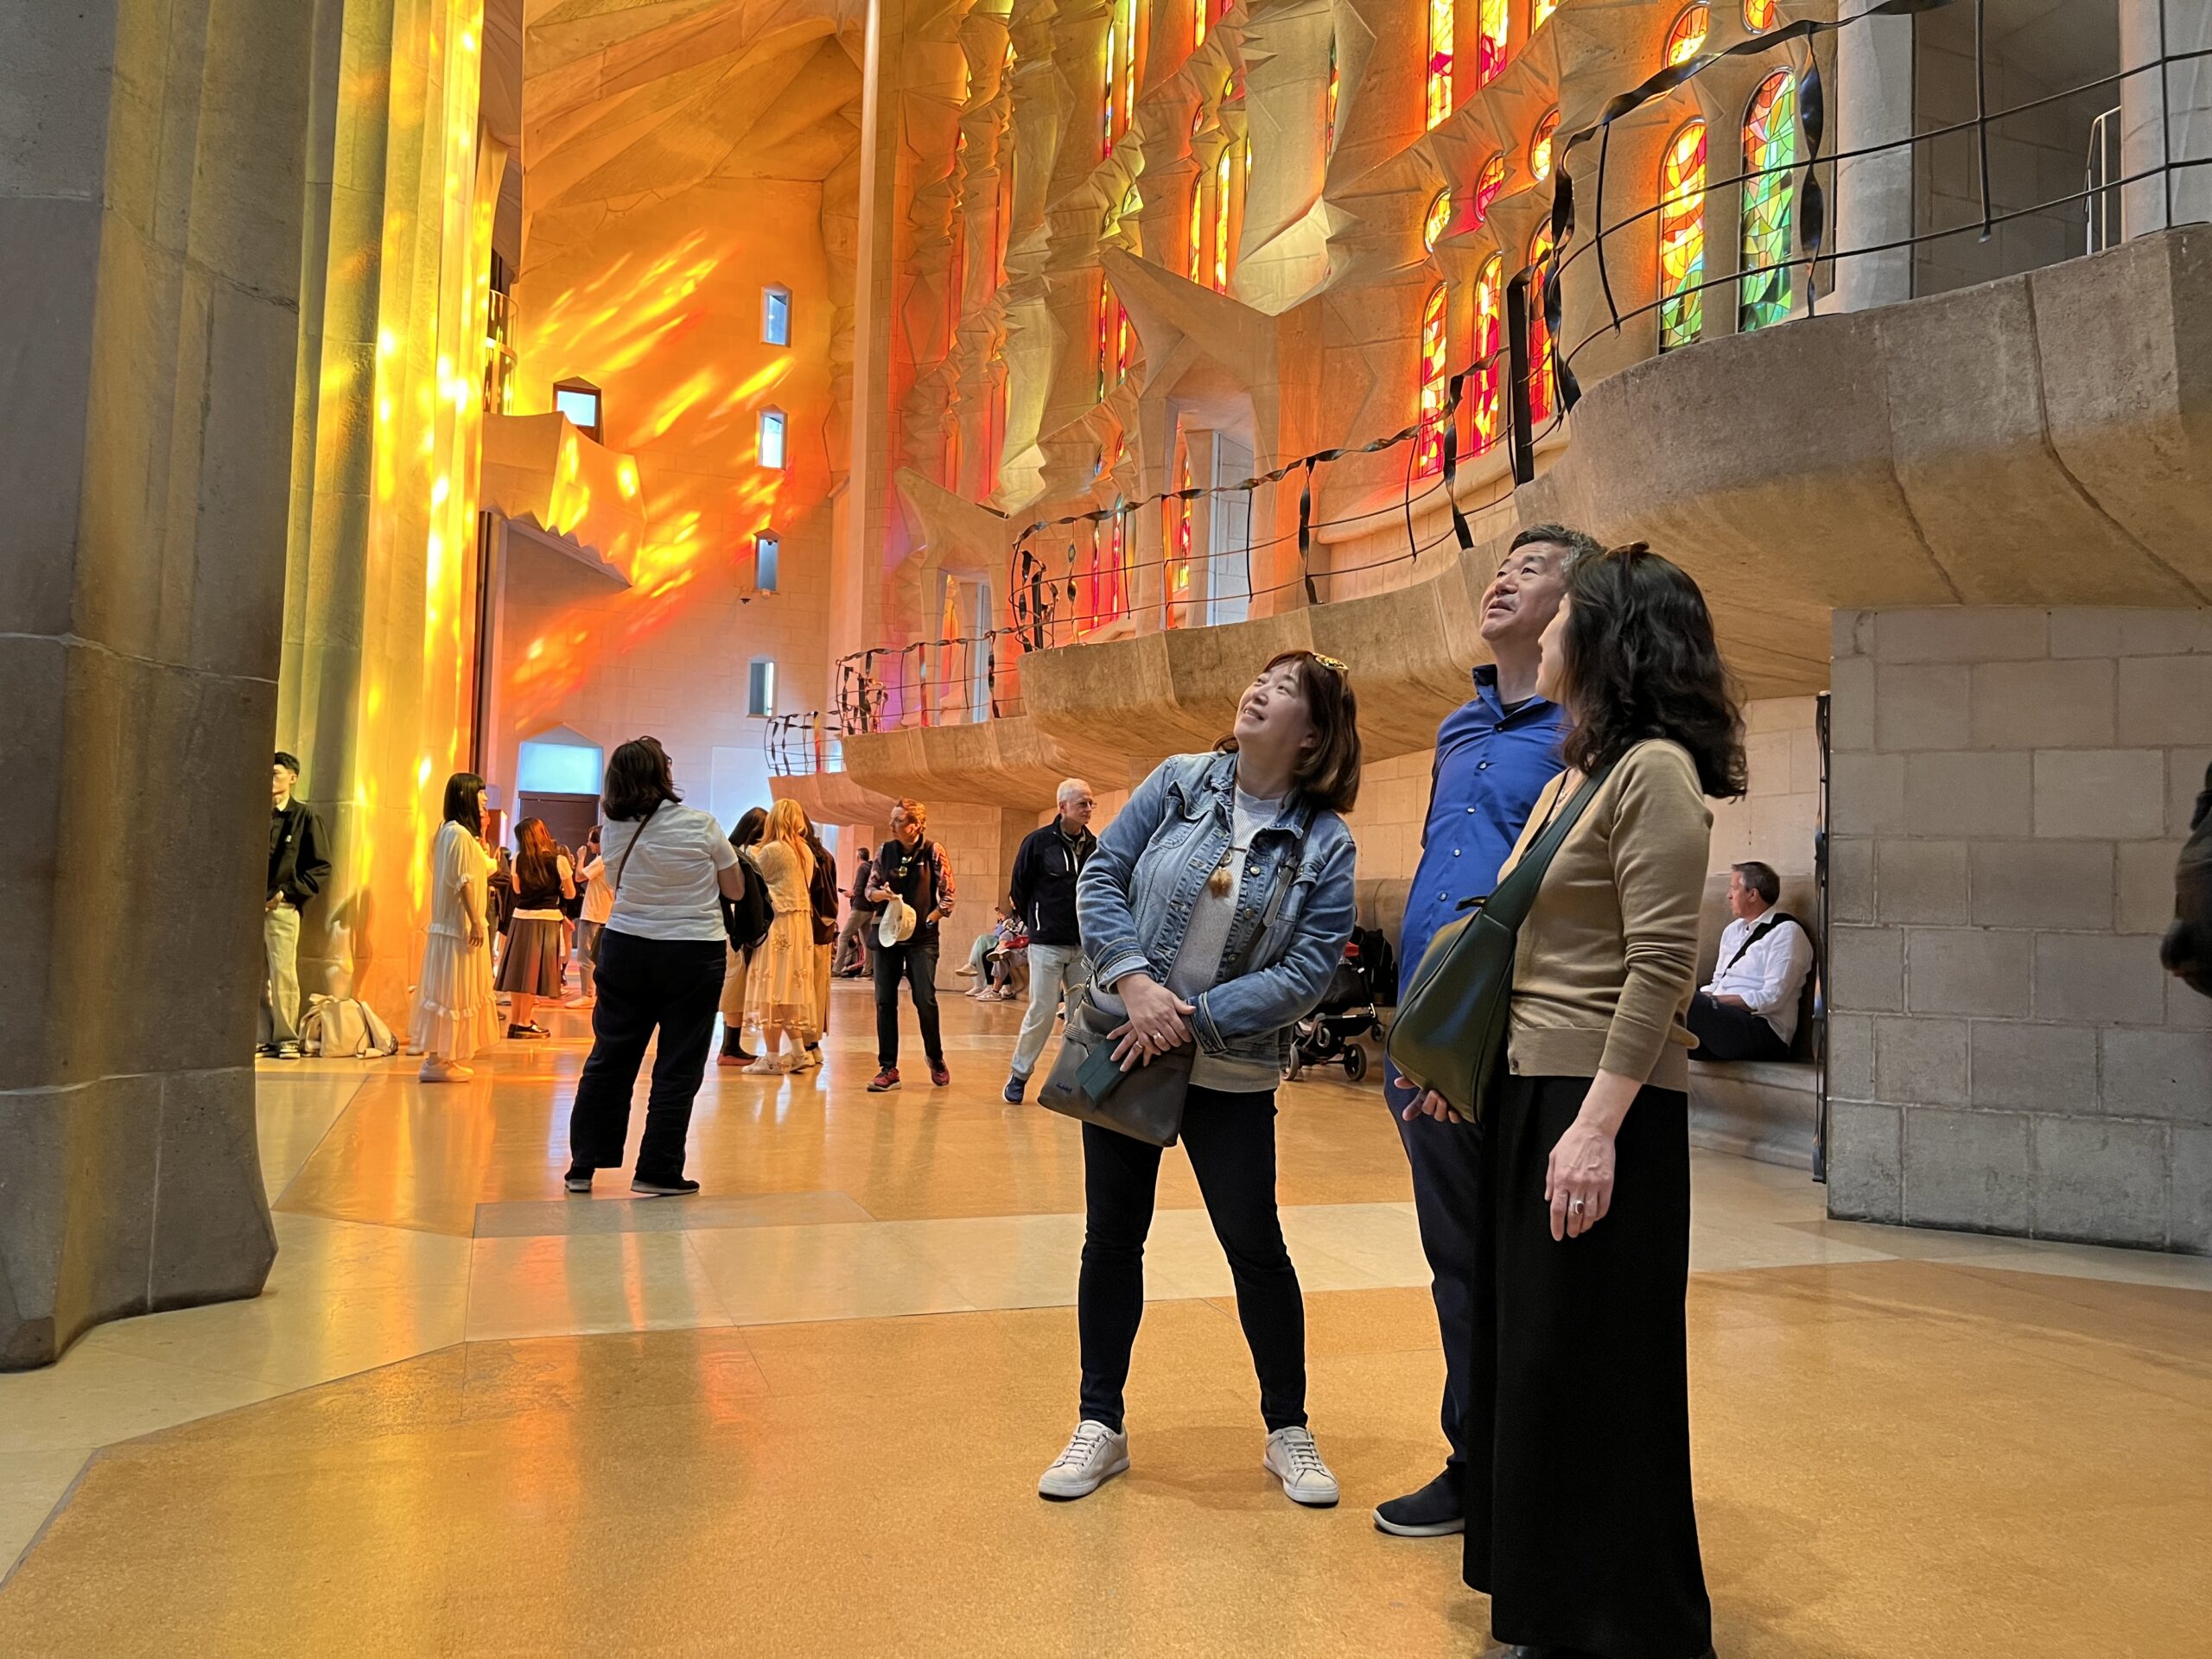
[794,1047,823,1071]
[1264,1426,1340,1508]
[1038,1421,1129,1501]
[743,1055,793,1076]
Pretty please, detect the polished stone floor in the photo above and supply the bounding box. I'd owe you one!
[2,985,2208,1654]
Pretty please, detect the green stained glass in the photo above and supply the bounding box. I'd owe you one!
[1739,71,1796,334]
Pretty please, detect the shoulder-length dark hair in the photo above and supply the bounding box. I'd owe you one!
[514,817,558,891]
[603,737,680,822]
[441,772,486,837]
[730,807,767,849]
[1557,543,1746,799]
[1215,649,1363,814]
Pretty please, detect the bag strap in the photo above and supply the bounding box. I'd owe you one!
[1721,912,1796,975]
[610,799,659,899]
[1478,757,1622,931]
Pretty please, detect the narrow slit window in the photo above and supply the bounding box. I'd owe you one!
[762,285,791,346]
[759,407,787,469]
[747,658,777,719]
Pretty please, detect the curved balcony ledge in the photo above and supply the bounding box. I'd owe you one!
[840,229,2212,814]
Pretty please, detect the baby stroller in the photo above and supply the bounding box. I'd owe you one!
[1282,930,1392,1083]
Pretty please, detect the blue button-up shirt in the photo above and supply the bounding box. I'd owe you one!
[1396,666,1570,1001]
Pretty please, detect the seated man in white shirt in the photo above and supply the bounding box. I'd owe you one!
[1688,861,1815,1063]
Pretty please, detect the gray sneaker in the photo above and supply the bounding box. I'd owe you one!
[1264,1426,1340,1507]
[1038,1421,1129,1501]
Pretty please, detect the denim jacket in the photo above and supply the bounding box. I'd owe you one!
[1077,751,1358,1071]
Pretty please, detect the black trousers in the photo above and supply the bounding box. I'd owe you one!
[1687,990,1790,1062]
[1464,1072,1712,1659]
[567,931,726,1183]
[872,933,944,1069]
[1385,1070,1484,1477]
[1077,1087,1306,1434]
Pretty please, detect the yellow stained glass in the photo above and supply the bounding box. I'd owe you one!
[1472,255,1504,451]
[1745,0,1778,32]
[1427,0,1453,130]
[1658,119,1707,351]
[1214,144,1234,289]
[1415,282,1448,476]
[1478,0,1510,86]
[1424,188,1452,251]
[1189,173,1205,281]
[1666,3,1709,66]
[1530,108,1560,183]
[1535,0,1559,25]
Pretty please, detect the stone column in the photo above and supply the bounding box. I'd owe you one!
[2121,0,2212,238]
[0,0,318,1366]
[1832,6,1916,310]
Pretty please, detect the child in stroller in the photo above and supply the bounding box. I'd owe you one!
[1283,926,1396,1083]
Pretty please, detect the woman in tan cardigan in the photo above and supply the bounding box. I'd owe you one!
[1456,543,1744,1659]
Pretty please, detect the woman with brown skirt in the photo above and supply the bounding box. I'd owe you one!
[497,817,575,1040]
[1421,543,1742,1659]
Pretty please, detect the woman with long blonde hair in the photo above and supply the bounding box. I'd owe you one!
[742,798,821,1073]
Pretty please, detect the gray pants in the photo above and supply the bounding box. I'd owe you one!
[261,903,302,1046]
[1011,942,1087,1082]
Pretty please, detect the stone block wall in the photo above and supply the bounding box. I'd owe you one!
[1826,607,2212,1252]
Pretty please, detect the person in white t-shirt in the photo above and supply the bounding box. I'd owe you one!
[567,824,613,1006]
[564,739,747,1198]
[1687,860,1813,1062]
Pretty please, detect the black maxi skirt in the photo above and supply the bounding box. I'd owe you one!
[1462,1071,1713,1659]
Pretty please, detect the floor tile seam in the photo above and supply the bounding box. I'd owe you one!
[0,1449,95,1595]
[259,1071,376,1209]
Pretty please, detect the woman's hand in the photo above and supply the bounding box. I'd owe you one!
[1109,975,1197,1070]
[466,916,485,950]
[1545,1121,1616,1239]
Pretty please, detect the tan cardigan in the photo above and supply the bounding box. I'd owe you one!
[1497,740,1713,1094]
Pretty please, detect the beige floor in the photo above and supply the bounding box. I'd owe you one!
[2,984,2207,1655]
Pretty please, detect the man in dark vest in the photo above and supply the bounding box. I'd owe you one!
[867,799,957,1091]
[264,750,332,1060]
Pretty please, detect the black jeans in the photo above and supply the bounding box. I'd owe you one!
[872,932,944,1069]
[1385,1068,1484,1478]
[568,930,726,1182]
[1686,991,1790,1061]
[1077,1087,1307,1434]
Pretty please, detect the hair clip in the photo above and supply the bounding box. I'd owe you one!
[1310,653,1350,674]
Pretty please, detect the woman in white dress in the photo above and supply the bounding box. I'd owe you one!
[743,799,821,1073]
[415,773,502,1082]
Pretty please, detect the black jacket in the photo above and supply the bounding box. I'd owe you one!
[269,798,332,908]
[807,842,840,945]
[1009,820,1096,948]
[2162,760,2212,1000]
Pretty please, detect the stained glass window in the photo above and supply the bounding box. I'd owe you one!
[1103,20,1117,156]
[1193,0,1206,49]
[1472,153,1509,226]
[1665,3,1709,66]
[1214,146,1233,289]
[1745,0,1778,32]
[1739,70,1796,333]
[1167,439,1193,620]
[1528,223,1555,429]
[1096,284,1110,398]
[1326,34,1339,150]
[1189,168,1205,282]
[1472,254,1504,453]
[1478,0,1510,87]
[1534,0,1559,26]
[1529,109,1560,183]
[1658,119,1707,352]
[1427,0,1453,130]
[1415,282,1448,476]
[1424,188,1452,252]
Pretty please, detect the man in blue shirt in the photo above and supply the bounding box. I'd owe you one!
[1374,523,1599,1540]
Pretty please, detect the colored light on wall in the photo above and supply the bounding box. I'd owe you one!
[1423,188,1452,251]
[1739,70,1797,332]
[1529,109,1560,183]
[1426,0,1453,130]
[1659,119,1707,352]
[1477,0,1510,87]
[1666,3,1709,66]
[1529,222,1556,428]
[1414,282,1447,476]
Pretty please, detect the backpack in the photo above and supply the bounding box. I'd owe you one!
[2162,760,2212,1000]
[722,849,775,954]
[302,995,397,1058]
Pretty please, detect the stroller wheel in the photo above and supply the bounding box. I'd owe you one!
[1282,1051,1304,1083]
[1344,1046,1369,1083]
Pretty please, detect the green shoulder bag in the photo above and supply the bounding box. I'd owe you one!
[1384,760,1615,1122]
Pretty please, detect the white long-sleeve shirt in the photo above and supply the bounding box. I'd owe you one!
[1702,908,1815,1044]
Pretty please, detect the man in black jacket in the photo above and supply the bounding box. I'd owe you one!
[1001,778,1097,1103]
[836,845,875,977]
[264,751,333,1058]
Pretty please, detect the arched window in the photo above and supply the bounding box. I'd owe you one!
[1166,436,1194,622]
[1427,0,1453,130]
[1424,188,1452,252]
[1213,140,1246,291]
[1528,223,1556,429]
[1415,282,1449,476]
[1744,0,1777,32]
[1472,152,1509,226]
[1659,120,1707,352]
[1473,254,1505,453]
[1326,34,1340,149]
[1739,70,1797,332]
[1188,167,1205,282]
[1529,108,1560,184]
[1665,3,1709,66]
[1477,0,1511,87]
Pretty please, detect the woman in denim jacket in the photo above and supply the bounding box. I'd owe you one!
[1038,650,1363,1509]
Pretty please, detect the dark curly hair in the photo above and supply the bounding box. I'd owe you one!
[1555,543,1745,800]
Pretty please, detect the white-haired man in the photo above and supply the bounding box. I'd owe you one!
[1002,778,1098,1103]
